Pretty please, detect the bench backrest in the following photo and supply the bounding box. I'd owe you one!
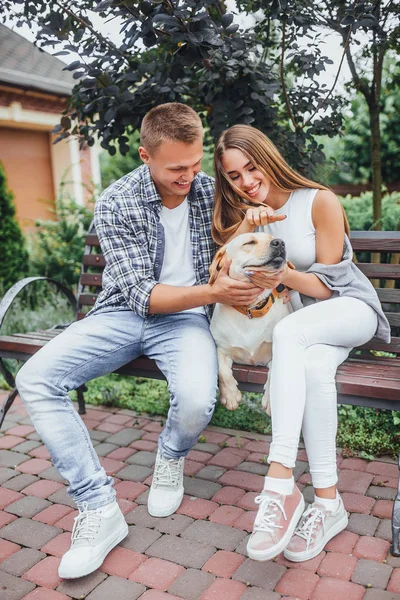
[77,227,400,357]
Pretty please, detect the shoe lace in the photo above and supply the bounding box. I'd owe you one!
[294,505,325,550]
[153,456,182,489]
[253,493,287,533]
[71,502,102,543]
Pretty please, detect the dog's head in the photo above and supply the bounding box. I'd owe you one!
[209,232,289,284]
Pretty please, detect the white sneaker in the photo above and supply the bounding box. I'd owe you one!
[284,496,348,562]
[58,500,128,579]
[148,450,184,517]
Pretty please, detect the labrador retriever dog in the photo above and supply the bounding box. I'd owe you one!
[209,232,295,413]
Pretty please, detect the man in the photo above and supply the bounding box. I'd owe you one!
[16,103,263,579]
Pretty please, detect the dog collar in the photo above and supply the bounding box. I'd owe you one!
[233,288,282,319]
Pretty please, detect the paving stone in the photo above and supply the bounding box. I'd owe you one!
[129,556,184,590]
[0,467,18,484]
[192,442,221,455]
[310,577,366,600]
[0,487,24,509]
[239,588,281,600]
[367,485,396,500]
[106,447,136,461]
[217,470,264,492]
[153,514,193,535]
[275,569,319,600]
[168,568,215,600]
[131,440,158,452]
[324,530,359,553]
[3,474,39,492]
[196,466,227,481]
[105,428,143,446]
[0,450,29,468]
[338,469,374,495]
[302,485,315,505]
[0,510,18,529]
[317,551,358,580]
[0,570,35,600]
[372,499,394,519]
[340,458,368,471]
[177,497,218,520]
[28,445,51,460]
[376,518,392,542]
[100,546,147,578]
[388,568,400,593]
[366,461,398,477]
[351,558,393,589]
[235,533,250,556]
[364,590,400,600]
[5,496,51,518]
[22,480,64,499]
[47,487,76,508]
[22,588,71,600]
[0,517,61,549]
[145,534,215,568]
[235,461,269,475]
[115,480,148,500]
[208,448,250,470]
[0,538,20,560]
[12,441,41,454]
[39,467,67,484]
[18,459,52,475]
[86,575,145,600]
[353,535,391,561]
[41,532,72,557]
[342,492,375,514]
[116,464,153,482]
[275,550,325,573]
[125,504,160,527]
[187,450,214,463]
[93,442,118,457]
[347,513,380,536]
[201,578,247,600]
[202,550,245,578]
[0,548,45,576]
[209,505,245,527]
[233,558,286,589]
[211,486,246,505]
[182,520,247,551]
[182,476,221,499]
[27,432,42,441]
[56,569,107,598]
[127,450,157,467]
[6,426,35,437]
[22,556,63,589]
[89,430,110,442]
[119,524,162,553]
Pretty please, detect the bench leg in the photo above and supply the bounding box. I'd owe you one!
[76,385,87,415]
[0,388,19,428]
[391,454,400,556]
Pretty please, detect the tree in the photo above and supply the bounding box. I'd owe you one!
[1,0,347,177]
[0,162,29,292]
[236,0,400,228]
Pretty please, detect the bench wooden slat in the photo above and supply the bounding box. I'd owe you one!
[80,273,103,287]
[79,294,97,306]
[386,312,400,328]
[357,264,400,279]
[376,289,400,304]
[359,336,400,353]
[351,231,400,251]
[85,234,100,247]
[82,255,106,267]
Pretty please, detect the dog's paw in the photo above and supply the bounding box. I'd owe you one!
[220,387,242,411]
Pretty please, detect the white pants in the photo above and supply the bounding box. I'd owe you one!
[268,296,378,488]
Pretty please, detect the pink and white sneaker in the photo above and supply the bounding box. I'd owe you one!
[284,496,348,562]
[246,485,305,561]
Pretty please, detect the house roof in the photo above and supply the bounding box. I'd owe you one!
[0,24,75,96]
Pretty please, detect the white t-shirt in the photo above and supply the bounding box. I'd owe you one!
[159,198,205,315]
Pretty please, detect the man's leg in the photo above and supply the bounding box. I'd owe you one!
[15,309,145,577]
[143,313,218,516]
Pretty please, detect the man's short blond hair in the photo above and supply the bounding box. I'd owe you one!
[140,103,204,154]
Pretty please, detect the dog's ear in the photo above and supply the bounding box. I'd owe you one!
[209,247,227,285]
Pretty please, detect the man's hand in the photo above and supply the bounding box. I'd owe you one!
[246,205,287,228]
[210,258,264,307]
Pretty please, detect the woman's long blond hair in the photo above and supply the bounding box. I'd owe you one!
[212,124,349,246]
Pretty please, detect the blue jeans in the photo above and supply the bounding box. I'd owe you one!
[16,310,218,509]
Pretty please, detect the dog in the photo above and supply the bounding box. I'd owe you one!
[209,232,296,413]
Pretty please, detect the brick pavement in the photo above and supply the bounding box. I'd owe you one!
[1,390,400,600]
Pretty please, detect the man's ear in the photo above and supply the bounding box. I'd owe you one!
[209,247,227,285]
[138,146,151,165]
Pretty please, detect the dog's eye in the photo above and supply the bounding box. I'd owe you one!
[243,240,257,247]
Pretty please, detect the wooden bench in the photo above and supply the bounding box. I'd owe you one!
[0,227,399,550]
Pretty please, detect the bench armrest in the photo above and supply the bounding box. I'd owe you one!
[0,277,77,331]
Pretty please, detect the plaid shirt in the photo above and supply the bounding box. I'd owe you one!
[89,165,217,319]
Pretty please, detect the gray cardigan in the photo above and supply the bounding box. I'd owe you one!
[303,235,391,343]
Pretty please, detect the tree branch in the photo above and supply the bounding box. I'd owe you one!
[280,20,298,130]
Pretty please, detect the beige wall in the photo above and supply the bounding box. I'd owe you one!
[0,126,55,229]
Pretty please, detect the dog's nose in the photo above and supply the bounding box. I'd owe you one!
[270,238,285,249]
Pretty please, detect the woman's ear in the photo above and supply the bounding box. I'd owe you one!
[209,247,227,285]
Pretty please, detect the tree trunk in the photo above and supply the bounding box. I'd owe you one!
[369,101,383,287]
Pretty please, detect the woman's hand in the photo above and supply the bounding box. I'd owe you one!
[245,264,288,291]
[245,205,286,228]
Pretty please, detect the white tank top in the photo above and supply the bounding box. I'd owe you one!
[260,188,318,272]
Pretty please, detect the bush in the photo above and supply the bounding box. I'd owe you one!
[0,161,29,292]
[29,185,94,290]
[340,190,400,231]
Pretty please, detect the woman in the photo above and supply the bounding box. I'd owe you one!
[212,125,390,563]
